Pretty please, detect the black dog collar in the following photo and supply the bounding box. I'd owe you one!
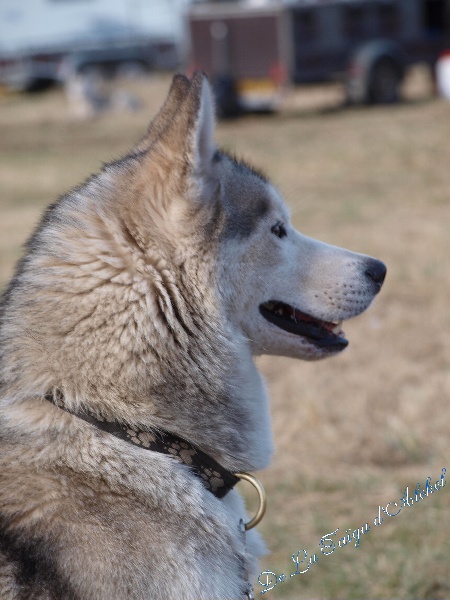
[44,391,239,499]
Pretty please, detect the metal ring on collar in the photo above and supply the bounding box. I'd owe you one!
[235,472,267,530]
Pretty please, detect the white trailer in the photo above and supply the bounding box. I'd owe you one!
[0,0,189,90]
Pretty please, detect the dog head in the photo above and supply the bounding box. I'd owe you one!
[130,72,386,361]
[1,72,385,415]
[0,73,385,465]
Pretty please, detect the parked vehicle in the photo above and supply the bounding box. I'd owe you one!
[0,0,188,92]
[187,0,450,115]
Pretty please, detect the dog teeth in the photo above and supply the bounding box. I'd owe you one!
[332,320,343,334]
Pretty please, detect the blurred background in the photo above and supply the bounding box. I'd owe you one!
[1,1,450,598]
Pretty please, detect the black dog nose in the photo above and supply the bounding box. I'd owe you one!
[365,259,387,292]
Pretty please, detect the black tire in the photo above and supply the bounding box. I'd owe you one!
[23,78,55,93]
[212,75,241,119]
[367,58,402,104]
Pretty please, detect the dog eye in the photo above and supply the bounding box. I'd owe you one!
[271,222,287,239]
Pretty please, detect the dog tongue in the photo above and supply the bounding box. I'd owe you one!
[291,306,334,332]
[260,301,347,348]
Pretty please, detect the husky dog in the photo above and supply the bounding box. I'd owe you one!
[0,72,386,599]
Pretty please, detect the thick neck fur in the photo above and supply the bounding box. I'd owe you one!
[0,74,274,473]
[0,159,272,473]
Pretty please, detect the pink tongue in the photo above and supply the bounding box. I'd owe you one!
[292,307,335,332]
[293,308,315,323]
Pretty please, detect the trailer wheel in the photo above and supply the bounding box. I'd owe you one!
[212,75,241,119]
[367,58,402,104]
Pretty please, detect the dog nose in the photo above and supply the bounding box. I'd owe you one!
[365,259,387,292]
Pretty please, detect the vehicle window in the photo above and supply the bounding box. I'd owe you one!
[294,9,318,44]
[378,3,400,36]
[423,0,446,36]
[342,5,366,41]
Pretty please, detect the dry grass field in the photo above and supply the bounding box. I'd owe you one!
[1,70,449,598]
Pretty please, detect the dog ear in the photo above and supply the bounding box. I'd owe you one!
[123,74,217,243]
[135,74,191,153]
[140,72,217,185]
[191,72,216,174]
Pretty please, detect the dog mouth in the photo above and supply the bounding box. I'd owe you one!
[259,300,348,349]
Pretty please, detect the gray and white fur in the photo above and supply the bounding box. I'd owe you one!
[0,72,385,599]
